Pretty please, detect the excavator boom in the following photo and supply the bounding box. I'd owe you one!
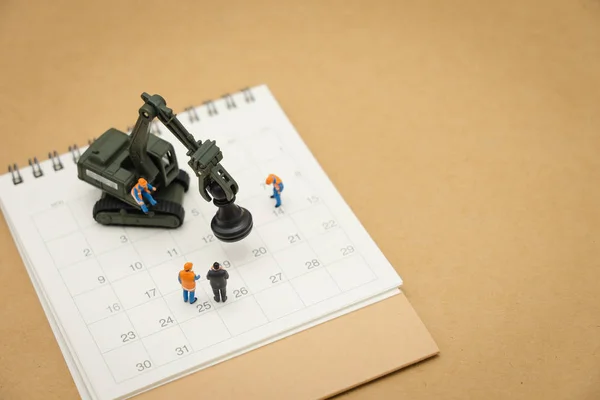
[134,92,239,203]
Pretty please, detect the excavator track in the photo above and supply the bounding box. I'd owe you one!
[92,170,190,229]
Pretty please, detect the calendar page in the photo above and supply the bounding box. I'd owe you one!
[0,85,402,400]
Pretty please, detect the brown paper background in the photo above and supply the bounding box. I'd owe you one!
[0,0,599,399]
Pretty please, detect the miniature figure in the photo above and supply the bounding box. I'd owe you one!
[131,178,157,214]
[178,262,201,304]
[76,92,253,242]
[265,174,284,208]
[206,262,229,302]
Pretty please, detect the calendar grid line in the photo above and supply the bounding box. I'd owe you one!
[101,276,384,385]
[84,257,380,357]
[105,335,234,384]
[65,217,349,304]
[210,230,265,334]
[167,197,236,340]
[39,179,318,266]
[166,221,235,341]
[111,240,158,371]
[290,204,344,294]
[252,228,307,308]
[71,242,377,346]
[30,214,120,385]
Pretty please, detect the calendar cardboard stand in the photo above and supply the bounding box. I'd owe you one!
[139,292,438,400]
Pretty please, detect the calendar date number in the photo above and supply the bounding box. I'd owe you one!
[106,303,121,313]
[341,245,355,256]
[136,360,152,371]
[306,195,320,204]
[167,248,179,257]
[202,234,215,244]
[322,220,337,230]
[196,302,212,313]
[288,234,301,244]
[270,273,283,283]
[159,316,174,327]
[234,287,249,298]
[129,261,143,271]
[305,259,321,269]
[50,200,64,208]
[175,345,190,356]
[121,331,136,342]
[252,247,267,257]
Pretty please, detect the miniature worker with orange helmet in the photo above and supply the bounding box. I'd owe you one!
[265,174,284,208]
[131,177,157,214]
[178,262,201,304]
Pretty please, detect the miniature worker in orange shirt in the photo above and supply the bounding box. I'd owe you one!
[131,177,157,214]
[178,262,201,304]
[265,174,284,208]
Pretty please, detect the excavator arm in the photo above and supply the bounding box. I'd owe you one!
[129,92,238,202]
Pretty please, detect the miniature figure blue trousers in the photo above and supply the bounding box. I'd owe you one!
[271,183,284,207]
[142,191,157,205]
[139,191,157,213]
[183,289,196,303]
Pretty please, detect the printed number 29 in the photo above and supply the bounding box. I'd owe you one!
[341,245,355,256]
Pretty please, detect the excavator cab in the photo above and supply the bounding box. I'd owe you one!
[77,116,190,228]
[78,127,185,197]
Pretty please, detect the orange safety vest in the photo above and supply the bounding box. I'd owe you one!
[179,270,197,290]
[268,174,283,192]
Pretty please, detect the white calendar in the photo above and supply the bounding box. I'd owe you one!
[0,85,402,400]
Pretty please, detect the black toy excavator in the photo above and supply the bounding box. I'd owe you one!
[76,92,253,242]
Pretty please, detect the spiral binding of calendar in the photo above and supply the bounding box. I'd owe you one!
[7,87,256,186]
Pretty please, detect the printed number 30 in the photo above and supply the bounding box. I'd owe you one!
[136,360,151,371]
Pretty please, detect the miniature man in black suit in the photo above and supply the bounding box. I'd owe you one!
[206,262,229,302]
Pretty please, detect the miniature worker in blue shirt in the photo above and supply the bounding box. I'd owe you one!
[130,177,157,213]
[178,262,201,304]
[265,174,284,208]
